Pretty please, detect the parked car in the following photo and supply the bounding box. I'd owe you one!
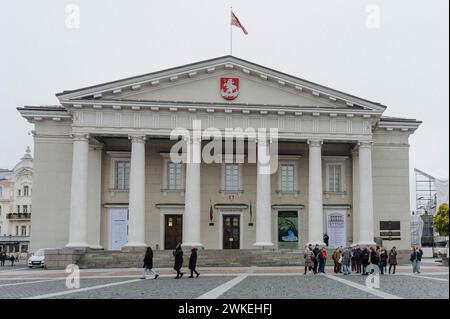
[27,248,54,268]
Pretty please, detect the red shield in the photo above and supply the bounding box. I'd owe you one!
[220,77,239,100]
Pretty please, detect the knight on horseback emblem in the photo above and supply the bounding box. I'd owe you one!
[220,77,239,100]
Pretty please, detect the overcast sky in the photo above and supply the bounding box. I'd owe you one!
[1,1,448,205]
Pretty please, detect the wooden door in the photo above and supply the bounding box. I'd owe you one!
[165,215,183,250]
[223,215,240,249]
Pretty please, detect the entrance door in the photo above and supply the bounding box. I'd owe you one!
[164,215,182,250]
[223,215,240,249]
[108,208,128,251]
[278,211,299,249]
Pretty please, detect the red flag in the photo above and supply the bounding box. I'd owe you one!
[231,11,248,35]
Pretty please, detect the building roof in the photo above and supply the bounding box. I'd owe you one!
[0,169,12,181]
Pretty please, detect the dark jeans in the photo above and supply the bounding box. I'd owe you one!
[175,270,183,278]
[362,263,368,275]
[313,261,318,274]
[389,264,396,274]
[356,261,362,273]
[319,261,326,273]
[190,268,199,277]
[333,261,341,273]
[378,263,384,274]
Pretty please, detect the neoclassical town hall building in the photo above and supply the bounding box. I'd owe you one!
[19,56,420,253]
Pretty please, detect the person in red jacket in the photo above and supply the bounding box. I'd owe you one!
[318,247,328,274]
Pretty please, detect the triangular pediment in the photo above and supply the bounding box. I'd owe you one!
[56,56,386,112]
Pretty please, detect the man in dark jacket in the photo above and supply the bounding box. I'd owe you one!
[354,246,362,273]
[323,233,329,247]
[410,246,423,274]
[313,245,320,274]
[188,248,200,278]
[140,247,159,279]
[173,243,184,279]
[361,248,370,275]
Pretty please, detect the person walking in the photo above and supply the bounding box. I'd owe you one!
[312,244,320,274]
[410,246,423,274]
[354,246,362,273]
[388,247,398,274]
[361,248,370,275]
[369,247,379,275]
[342,247,351,275]
[0,251,5,267]
[188,248,200,278]
[9,254,15,266]
[140,247,159,280]
[332,248,342,274]
[304,245,315,275]
[15,251,20,263]
[350,248,356,272]
[173,243,184,279]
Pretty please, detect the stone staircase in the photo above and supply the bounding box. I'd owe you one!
[76,248,305,269]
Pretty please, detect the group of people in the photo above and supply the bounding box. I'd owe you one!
[140,244,200,280]
[0,251,19,267]
[304,245,424,275]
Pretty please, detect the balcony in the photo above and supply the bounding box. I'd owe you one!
[6,213,32,220]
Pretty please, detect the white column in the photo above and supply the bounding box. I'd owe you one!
[307,139,325,246]
[357,141,376,246]
[66,133,89,248]
[351,148,359,245]
[254,138,274,248]
[123,135,147,248]
[87,146,103,249]
[182,136,203,248]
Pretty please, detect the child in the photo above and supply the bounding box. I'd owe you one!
[188,248,200,278]
[140,247,159,279]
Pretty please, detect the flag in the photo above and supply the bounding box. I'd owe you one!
[231,11,248,35]
[209,201,214,222]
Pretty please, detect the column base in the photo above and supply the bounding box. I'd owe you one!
[354,241,377,248]
[253,242,274,249]
[122,242,148,248]
[66,243,89,248]
[181,242,204,249]
[89,245,104,250]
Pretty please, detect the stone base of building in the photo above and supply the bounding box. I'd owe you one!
[44,248,414,270]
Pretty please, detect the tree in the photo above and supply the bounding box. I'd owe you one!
[433,203,449,236]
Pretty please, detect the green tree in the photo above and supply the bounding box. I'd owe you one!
[433,203,449,236]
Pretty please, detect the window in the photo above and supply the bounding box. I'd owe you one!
[167,161,183,190]
[328,164,343,192]
[15,226,19,236]
[114,161,130,190]
[24,186,29,196]
[0,186,3,198]
[17,205,20,214]
[23,205,27,214]
[21,245,28,253]
[21,226,27,236]
[280,164,295,192]
[224,164,240,191]
[18,189,21,196]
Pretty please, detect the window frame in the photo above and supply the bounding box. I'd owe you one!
[323,156,348,193]
[221,163,243,193]
[277,156,301,194]
[108,152,131,191]
[160,154,185,193]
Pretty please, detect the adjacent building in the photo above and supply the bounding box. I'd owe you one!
[0,147,33,255]
[18,56,421,253]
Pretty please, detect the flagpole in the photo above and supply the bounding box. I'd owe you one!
[230,6,233,55]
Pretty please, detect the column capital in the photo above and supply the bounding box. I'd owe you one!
[71,133,90,141]
[307,139,323,147]
[358,140,373,149]
[129,135,147,144]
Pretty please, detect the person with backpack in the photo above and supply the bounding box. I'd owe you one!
[140,247,159,280]
[188,248,200,278]
[342,247,351,275]
[388,246,398,274]
[410,246,423,274]
[173,243,184,279]
[319,247,328,274]
[361,248,370,275]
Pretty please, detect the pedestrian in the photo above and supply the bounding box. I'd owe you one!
[188,248,200,278]
[369,247,379,275]
[351,248,356,272]
[319,247,327,274]
[332,248,342,274]
[361,248,370,275]
[313,244,320,274]
[173,243,184,279]
[10,254,15,266]
[304,245,315,275]
[379,248,387,275]
[355,246,362,273]
[16,251,20,262]
[410,246,423,274]
[0,251,5,267]
[342,247,351,275]
[323,233,329,247]
[388,246,398,274]
[140,247,159,280]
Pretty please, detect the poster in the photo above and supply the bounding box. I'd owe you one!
[278,211,298,249]
[325,210,347,249]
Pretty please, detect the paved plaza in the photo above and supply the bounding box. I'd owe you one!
[0,261,448,299]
